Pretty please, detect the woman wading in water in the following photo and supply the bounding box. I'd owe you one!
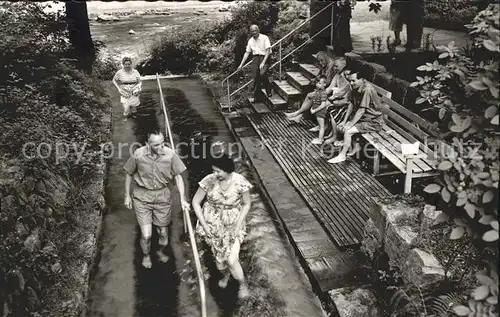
[112,56,142,120]
[192,153,253,299]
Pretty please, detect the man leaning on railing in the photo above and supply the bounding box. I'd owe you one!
[237,24,273,103]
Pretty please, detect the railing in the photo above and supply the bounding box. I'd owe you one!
[156,74,207,317]
[221,2,336,111]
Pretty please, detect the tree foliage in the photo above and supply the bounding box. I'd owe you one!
[413,4,499,316]
[0,3,109,316]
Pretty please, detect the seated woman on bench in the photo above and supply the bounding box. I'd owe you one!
[286,58,350,132]
[328,73,385,164]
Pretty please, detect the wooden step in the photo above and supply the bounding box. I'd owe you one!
[286,71,311,92]
[261,89,287,110]
[273,80,303,103]
[299,63,320,80]
[248,97,271,113]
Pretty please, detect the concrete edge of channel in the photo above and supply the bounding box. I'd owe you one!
[198,73,336,317]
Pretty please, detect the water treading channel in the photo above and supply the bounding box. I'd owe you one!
[87,76,237,317]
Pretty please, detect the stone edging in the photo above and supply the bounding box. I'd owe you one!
[76,106,113,317]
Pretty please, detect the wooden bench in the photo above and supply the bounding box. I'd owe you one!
[358,81,439,193]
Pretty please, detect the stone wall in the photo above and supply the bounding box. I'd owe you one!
[361,195,445,290]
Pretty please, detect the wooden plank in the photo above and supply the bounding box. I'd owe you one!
[376,130,435,172]
[382,125,436,168]
[370,131,430,173]
[381,95,436,136]
[362,133,409,173]
[264,114,374,226]
[250,115,356,245]
[369,81,392,99]
[383,107,430,141]
[248,112,391,246]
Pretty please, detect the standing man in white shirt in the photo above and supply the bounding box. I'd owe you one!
[237,24,273,103]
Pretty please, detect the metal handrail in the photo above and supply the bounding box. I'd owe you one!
[229,22,334,98]
[221,2,336,110]
[156,74,207,317]
[221,2,334,85]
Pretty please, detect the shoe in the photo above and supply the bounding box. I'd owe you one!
[311,138,323,145]
[285,112,296,118]
[393,39,402,46]
[308,125,320,132]
[328,155,347,164]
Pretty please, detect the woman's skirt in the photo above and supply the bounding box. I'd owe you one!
[120,84,141,115]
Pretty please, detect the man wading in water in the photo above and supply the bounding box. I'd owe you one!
[124,131,190,268]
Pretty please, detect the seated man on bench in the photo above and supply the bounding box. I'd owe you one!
[285,57,350,129]
[328,73,385,164]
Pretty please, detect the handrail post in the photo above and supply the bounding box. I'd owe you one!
[227,79,231,112]
[330,3,335,46]
[279,41,282,81]
[156,74,207,317]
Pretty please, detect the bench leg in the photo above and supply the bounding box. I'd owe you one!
[404,158,414,193]
[373,150,381,176]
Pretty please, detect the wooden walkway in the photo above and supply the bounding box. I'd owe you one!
[247,112,391,247]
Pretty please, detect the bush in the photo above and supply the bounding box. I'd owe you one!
[141,1,307,79]
[424,0,478,31]
[0,3,110,316]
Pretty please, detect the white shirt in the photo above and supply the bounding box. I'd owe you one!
[245,34,271,56]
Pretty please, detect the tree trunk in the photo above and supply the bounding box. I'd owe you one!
[309,0,353,55]
[65,2,95,72]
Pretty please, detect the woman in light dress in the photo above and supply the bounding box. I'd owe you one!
[192,153,253,299]
[112,56,142,120]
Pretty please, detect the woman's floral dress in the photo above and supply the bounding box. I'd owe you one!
[195,172,253,268]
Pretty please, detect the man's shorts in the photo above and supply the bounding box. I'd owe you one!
[132,186,172,227]
[389,6,404,32]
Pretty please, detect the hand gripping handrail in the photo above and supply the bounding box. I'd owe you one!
[221,2,335,86]
[156,74,207,317]
[220,2,335,110]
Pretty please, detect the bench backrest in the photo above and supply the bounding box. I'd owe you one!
[366,80,438,151]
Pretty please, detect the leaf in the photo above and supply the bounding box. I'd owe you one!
[424,183,441,193]
[439,52,449,59]
[450,226,465,240]
[417,65,428,71]
[416,97,427,104]
[461,117,471,130]
[479,215,495,225]
[469,80,488,90]
[439,108,446,119]
[442,187,451,202]
[472,285,490,300]
[483,39,499,52]
[483,230,499,242]
[490,220,499,231]
[437,161,453,171]
[456,197,467,206]
[484,106,497,119]
[453,305,470,315]
[483,190,495,203]
[431,89,440,96]
[433,211,449,224]
[477,172,491,179]
[486,296,498,305]
[477,273,497,287]
[452,114,462,125]
[465,203,476,218]
[491,115,499,125]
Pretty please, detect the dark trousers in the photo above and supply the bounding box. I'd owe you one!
[251,55,272,98]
